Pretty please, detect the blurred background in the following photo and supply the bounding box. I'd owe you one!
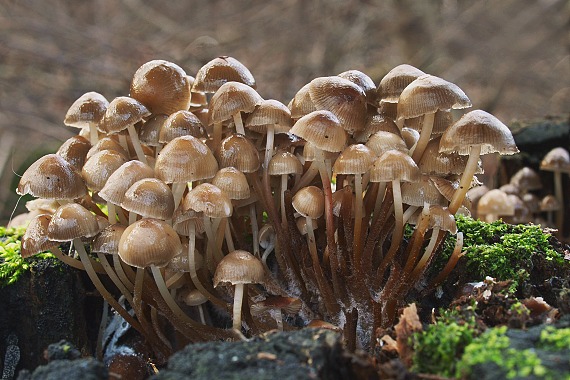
[0,0,568,224]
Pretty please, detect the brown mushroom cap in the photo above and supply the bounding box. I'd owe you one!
[213,250,265,287]
[418,136,481,175]
[540,194,560,212]
[139,114,168,147]
[47,203,102,241]
[401,175,447,207]
[211,167,251,200]
[192,56,256,94]
[292,186,325,219]
[290,110,347,153]
[477,189,515,217]
[244,99,293,134]
[540,147,570,173]
[288,82,317,120]
[98,160,155,205]
[250,295,302,316]
[20,214,60,258]
[369,150,420,183]
[216,134,260,173]
[365,131,408,157]
[56,135,92,171]
[64,91,109,129]
[130,60,191,115]
[86,137,129,161]
[98,96,151,135]
[17,154,87,200]
[353,113,401,143]
[338,69,377,106]
[510,167,542,192]
[155,135,218,183]
[91,224,127,255]
[377,64,426,103]
[333,144,375,175]
[118,218,182,268]
[159,110,207,144]
[182,183,233,218]
[121,178,175,220]
[268,151,303,176]
[81,150,128,192]
[208,81,263,126]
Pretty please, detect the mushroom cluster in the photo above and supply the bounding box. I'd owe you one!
[16,57,519,356]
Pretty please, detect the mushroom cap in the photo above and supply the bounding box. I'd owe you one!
[477,189,515,216]
[510,167,542,192]
[397,74,471,120]
[86,137,129,161]
[308,76,367,134]
[369,150,420,183]
[192,56,256,93]
[405,109,453,135]
[118,218,182,268]
[401,175,447,207]
[155,135,218,183]
[338,69,377,106]
[268,151,303,176]
[250,295,302,316]
[292,186,325,219]
[130,60,191,115]
[353,113,401,143]
[20,214,60,258]
[159,110,207,144]
[288,82,317,120]
[418,136,481,176]
[540,194,560,212]
[540,147,570,173]
[99,96,151,134]
[17,154,87,199]
[91,224,127,255]
[208,81,263,125]
[333,144,375,175]
[216,134,260,173]
[182,183,233,218]
[365,131,408,157]
[211,167,251,200]
[81,150,128,192]
[377,64,426,103]
[245,99,292,134]
[430,176,472,209]
[139,114,168,147]
[439,110,519,156]
[121,178,175,220]
[56,135,92,171]
[213,250,265,287]
[64,91,109,129]
[290,110,347,153]
[47,203,102,241]
[98,160,155,205]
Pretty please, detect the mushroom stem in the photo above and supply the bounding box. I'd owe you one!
[107,203,117,224]
[213,122,223,148]
[232,283,245,331]
[353,173,364,266]
[249,205,260,258]
[552,171,564,235]
[430,232,464,288]
[127,124,148,165]
[113,254,134,290]
[51,245,105,274]
[171,182,187,211]
[448,145,481,214]
[410,227,440,281]
[225,219,235,252]
[292,161,319,192]
[410,112,435,163]
[376,180,404,280]
[263,125,275,170]
[233,113,245,135]
[96,252,134,304]
[373,182,387,218]
[280,174,288,227]
[89,125,99,146]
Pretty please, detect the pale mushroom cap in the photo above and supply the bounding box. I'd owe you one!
[216,134,260,173]
[182,183,233,218]
[92,224,127,255]
[268,151,303,175]
[369,150,420,183]
[333,144,375,175]
[211,167,251,200]
[308,76,367,134]
[365,131,408,157]
[477,189,515,216]
[121,178,175,220]
[20,214,60,258]
[377,64,426,103]
[159,110,207,143]
[213,250,265,287]
[338,69,377,105]
[155,135,218,183]
[540,194,560,212]
[56,135,92,171]
[540,147,570,173]
[401,127,420,150]
[401,175,448,207]
[292,186,325,219]
[118,218,182,268]
[81,150,128,192]
[353,113,401,143]
[130,60,191,115]
[64,91,109,129]
[439,110,519,156]
[192,56,256,93]
[427,205,457,233]
[290,110,347,153]
[139,114,168,147]
[245,99,293,133]
[47,203,101,241]
[397,74,471,120]
[430,176,472,209]
[510,167,542,192]
[418,136,481,175]
[99,96,151,134]
[405,109,453,134]
[208,81,263,125]
[288,82,317,120]
[86,137,129,161]
[17,154,87,199]
[99,160,155,205]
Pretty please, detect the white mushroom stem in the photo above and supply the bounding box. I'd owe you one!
[213,122,223,148]
[448,145,482,214]
[74,238,143,333]
[171,182,187,211]
[126,124,148,165]
[552,171,564,234]
[410,112,435,163]
[249,205,260,258]
[263,125,275,170]
[292,161,319,192]
[50,245,105,274]
[233,113,246,135]
[96,252,134,304]
[107,203,117,224]
[261,241,275,267]
[232,283,246,330]
[224,219,235,252]
[273,309,284,331]
[89,125,99,146]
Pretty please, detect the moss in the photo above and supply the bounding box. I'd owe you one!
[455,326,554,379]
[411,309,479,377]
[0,225,55,287]
[539,326,570,351]
[438,215,565,291]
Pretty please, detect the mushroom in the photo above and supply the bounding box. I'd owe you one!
[213,250,265,331]
[55,135,92,172]
[250,295,302,331]
[540,147,570,236]
[64,91,108,145]
[267,151,303,226]
[477,189,515,222]
[121,178,175,224]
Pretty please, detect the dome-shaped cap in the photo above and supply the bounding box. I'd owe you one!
[139,114,168,147]
[377,64,426,103]
[121,178,175,220]
[477,189,515,216]
[540,194,560,212]
[292,186,325,218]
[92,224,126,255]
[333,144,375,175]
[439,110,519,156]
[540,147,570,173]
[118,218,182,268]
[47,203,102,241]
[288,82,317,120]
[510,167,542,191]
[216,134,260,173]
[81,150,128,192]
[213,250,265,287]
[155,135,218,183]
[353,113,401,143]
[56,135,92,171]
[86,137,129,161]
[192,56,256,93]
[418,136,481,175]
[208,81,263,125]
[290,110,347,153]
[245,99,292,134]
[17,154,87,199]
[211,167,251,200]
[369,150,420,183]
[64,91,109,129]
[365,131,408,157]
[130,60,191,115]
[401,175,447,207]
[20,214,60,258]
[268,151,303,176]
[98,160,154,205]
[182,183,233,218]
[338,69,377,105]
[99,96,151,134]
[159,110,206,144]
